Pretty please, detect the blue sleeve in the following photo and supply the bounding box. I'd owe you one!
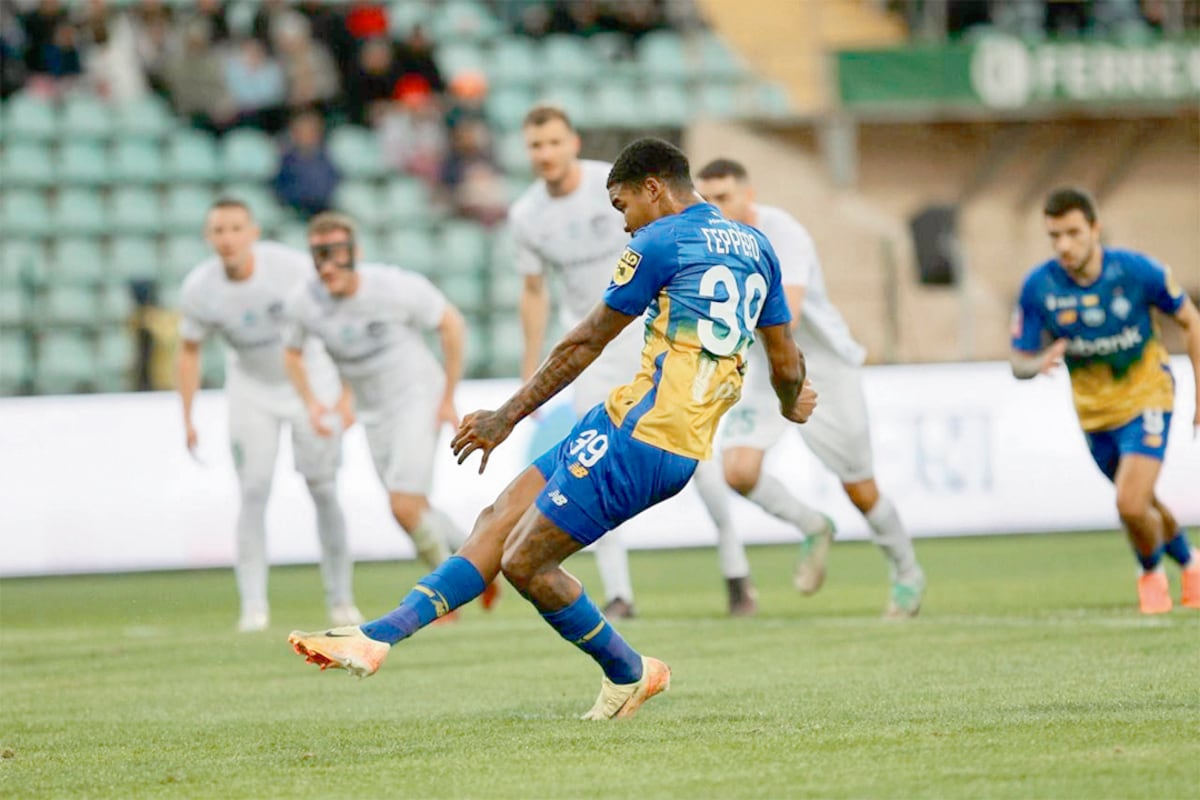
[1011,273,1047,352]
[603,223,676,316]
[1133,253,1186,315]
[756,239,791,329]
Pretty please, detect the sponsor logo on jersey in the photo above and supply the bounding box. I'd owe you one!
[1045,295,1077,311]
[612,247,641,286]
[1064,325,1143,357]
[568,463,589,478]
[366,320,387,338]
[548,489,569,506]
[267,301,284,319]
[1111,295,1132,320]
[1057,309,1078,325]
[1081,307,1106,327]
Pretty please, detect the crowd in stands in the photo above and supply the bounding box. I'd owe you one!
[1,0,680,226]
[887,0,1200,40]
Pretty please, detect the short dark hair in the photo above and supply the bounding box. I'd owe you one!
[696,158,749,182]
[523,103,574,131]
[607,137,693,193]
[1043,187,1097,224]
[208,196,252,217]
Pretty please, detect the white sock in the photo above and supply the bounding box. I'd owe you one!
[592,527,635,603]
[410,508,453,568]
[692,460,749,579]
[864,495,920,580]
[235,487,270,617]
[746,474,829,537]
[307,478,354,609]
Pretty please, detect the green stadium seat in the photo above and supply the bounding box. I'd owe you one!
[588,32,633,64]
[383,178,432,224]
[637,31,689,82]
[5,190,54,238]
[163,235,211,285]
[221,183,284,229]
[487,36,540,88]
[201,337,225,386]
[695,84,741,119]
[386,228,438,274]
[2,240,42,287]
[354,230,383,262]
[35,331,97,394]
[644,84,691,127]
[333,181,385,226]
[52,238,108,286]
[430,0,500,43]
[487,315,524,378]
[535,85,593,129]
[54,188,109,236]
[389,0,432,37]
[114,95,174,140]
[95,327,136,392]
[542,35,594,82]
[2,142,54,187]
[111,140,164,185]
[110,236,160,282]
[221,128,279,181]
[434,43,486,80]
[433,272,487,313]
[164,185,216,232]
[0,285,30,327]
[99,283,137,324]
[0,332,33,394]
[111,188,164,235]
[328,125,386,179]
[2,93,57,141]
[754,82,792,117]
[490,268,524,311]
[438,219,489,274]
[42,285,100,327]
[485,86,537,130]
[592,83,644,129]
[165,130,220,183]
[273,221,310,252]
[61,94,115,140]
[696,33,748,82]
[464,315,492,376]
[58,141,112,185]
[495,130,532,176]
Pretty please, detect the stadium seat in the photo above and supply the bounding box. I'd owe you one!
[542,35,594,83]
[2,142,54,187]
[433,273,486,313]
[754,82,792,117]
[35,331,97,394]
[434,42,487,80]
[111,140,165,185]
[495,130,532,176]
[2,190,54,238]
[42,285,100,327]
[1,93,56,140]
[382,178,433,224]
[592,83,645,129]
[95,327,136,392]
[51,238,108,286]
[163,235,211,285]
[2,240,42,287]
[165,131,220,183]
[438,219,489,274]
[55,188,113,237]
[221,183,284,229]
[0,285,30,328]
[637,31,689,83]
[695,84,741,119]
[429,0,501,43]
[696,32,748,82]
[485,86,537,130]
[487,315,524,378]
[333,181,387,227]
[644,84,691,128]
[386,228,438,274]
[328,126,387,180]
[221,128,279,182]
[464,315,492,375]
[490,268,524,311]
[111,188,164,235]
[61,94,115,140]
[273,221,310,252]
[487,36,540,89]
[114,95,175,140]
[201,337,225,386]
[0,332,33,394]
[164,185,216,232]
[588,32,633,64]
[58,141,112,186]
[110,236,161,282]
[535,85,593,129]
[388,0,432,37]
[98,283,137,324]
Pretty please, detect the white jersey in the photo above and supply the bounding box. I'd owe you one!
[753,204,866,366]
[508,159,644,406]
[178,240,339,403]
[283,263,446,416]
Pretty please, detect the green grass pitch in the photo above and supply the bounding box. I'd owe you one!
[2,531,1197,799]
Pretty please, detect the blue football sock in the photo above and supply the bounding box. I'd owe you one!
[1135,545,1165,572]
[1163,531,1193,566]
[360,556,486,644]
[541,590,643,684]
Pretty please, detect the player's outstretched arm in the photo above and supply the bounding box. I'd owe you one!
[177,339,203,451]
[284,346,333,436]
[452,303,638,472]
[760,323,816,423]
[1172,296,1200,433]
[1010,339,1068,380]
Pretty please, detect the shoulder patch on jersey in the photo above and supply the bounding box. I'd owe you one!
[612,247,641,286]
[1164,265,1183,299]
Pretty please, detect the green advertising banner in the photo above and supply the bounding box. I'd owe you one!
[837,36,1200,110]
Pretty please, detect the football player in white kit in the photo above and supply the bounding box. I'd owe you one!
[282,212,492,615]
[509,106,756,617]
[177,198,361,632]
[696,159,926,618]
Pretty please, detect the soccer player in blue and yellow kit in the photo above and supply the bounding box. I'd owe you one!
[1011,188,1200,614]
[288,138,817,718]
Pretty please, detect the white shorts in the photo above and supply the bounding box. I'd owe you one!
[572,324,645,415]
[359,373,445,495]
[721,347,875,483]
[226,373,341,488]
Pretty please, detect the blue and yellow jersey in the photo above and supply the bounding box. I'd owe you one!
[1012,248,1185,432]
[602,202,791,459]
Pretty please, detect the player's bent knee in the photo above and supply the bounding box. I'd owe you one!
[388,493,427,532]
[1116,493,1152,524]
[723,463,761,496]
[499,546,534,593]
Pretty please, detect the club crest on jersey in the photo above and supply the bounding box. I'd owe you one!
[1111,295,1132,320]
[612,248,641,286]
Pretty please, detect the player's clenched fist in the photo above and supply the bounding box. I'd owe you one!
[783,379,817,424]
[452,410,515,473]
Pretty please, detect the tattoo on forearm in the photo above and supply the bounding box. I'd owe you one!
[502,339,600,424]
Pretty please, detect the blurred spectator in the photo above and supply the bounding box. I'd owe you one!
[444,70,488,132]
[441,118,506,226]
[29,18,83,91]
[1,6,26,99]
[179,0,231,45]
[20,0,67,74]
[224,38,286,132]
[344,2,388,40]
[395,24,445,93]
[165,19,234,133]
[378,75,449,185]
[274,12,339,113]
[273,110,340,219]
[345,36,398,125]
[79,0,148,102]
[251,0,288,52]
[129,0,173,97]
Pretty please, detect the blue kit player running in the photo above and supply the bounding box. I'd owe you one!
[288,138,818,718]
[1011,187,1200,614]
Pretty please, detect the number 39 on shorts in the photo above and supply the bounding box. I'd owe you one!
[568,429,609,467]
